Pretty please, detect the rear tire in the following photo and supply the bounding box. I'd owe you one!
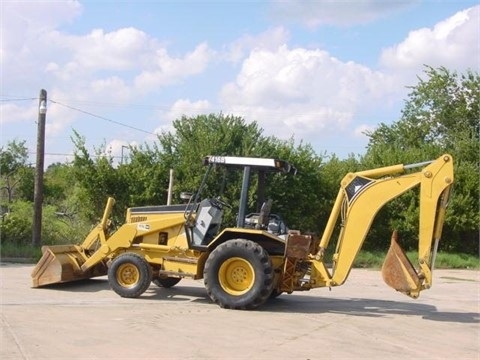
[108,253,152,298]
[152,276,181,288]
[269,289,283,299]
[204,239,274,310]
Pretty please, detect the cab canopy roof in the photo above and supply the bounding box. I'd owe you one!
[203,155,297,175]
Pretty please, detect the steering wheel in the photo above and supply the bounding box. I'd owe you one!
[210,197,232,209]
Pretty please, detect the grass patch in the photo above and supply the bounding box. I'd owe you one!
[354,250,480,269]
[0,243,43,262]
[1,244,479,270]
[353,250,386,268]
[433,252,480,269]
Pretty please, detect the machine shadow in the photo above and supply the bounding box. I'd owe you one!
[31,279,479,325]
[141,285,212,305]
[263,294,480,324]
[144,285,479,324]
[33,277,110,293]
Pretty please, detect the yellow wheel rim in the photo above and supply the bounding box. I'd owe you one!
[116,263,139,287]
[218,257,255,295]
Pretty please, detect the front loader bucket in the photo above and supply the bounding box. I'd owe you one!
[31,245,108,288]
[382,231,421,298]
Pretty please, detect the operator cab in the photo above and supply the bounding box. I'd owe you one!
[184,155,296,251]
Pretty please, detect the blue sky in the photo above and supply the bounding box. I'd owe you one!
[1,1,479,166]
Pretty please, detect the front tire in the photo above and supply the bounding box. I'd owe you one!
[204,239,274,310]
[108,253,152,298]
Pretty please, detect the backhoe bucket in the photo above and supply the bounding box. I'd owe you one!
[31,245,108,288]
[382,231,421,298]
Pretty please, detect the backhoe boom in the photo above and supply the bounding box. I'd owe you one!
[311,154,454,298]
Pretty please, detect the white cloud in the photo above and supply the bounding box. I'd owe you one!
[163,99,211,123]
[1,1,82,48]
[152,98,212,136]
[1,1,82,88]
[90,77,131,102]
[270,0,417,27]
[3,1,478,162]
[44,101,75,138]
[45,28,214,97]
[354,124,375,138]
[0,102,35,126]
[134,43,214,93]
[44,26,138,83]
[224,27,290,63]
[2,1,214,95]
[220,45,398,146]
[1,1,216,137]
[61,27,152,71]
[380,6,480,72]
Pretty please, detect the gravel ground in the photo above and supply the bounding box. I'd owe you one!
[1,263,479,360]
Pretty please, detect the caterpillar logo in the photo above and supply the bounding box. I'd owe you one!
[131,216,147,223]
[137,223,150,231]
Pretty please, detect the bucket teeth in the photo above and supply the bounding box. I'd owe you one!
[382,231,421,298]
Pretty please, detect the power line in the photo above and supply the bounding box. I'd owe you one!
[28,151,73,157]
[46,98,173,111]
[50,99,156,135]
[28,151,124,160]
[0,97,36,102]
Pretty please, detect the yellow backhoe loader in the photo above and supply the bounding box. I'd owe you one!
[32,154,454,310]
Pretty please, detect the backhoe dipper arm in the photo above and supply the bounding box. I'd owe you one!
[313,154,454,296]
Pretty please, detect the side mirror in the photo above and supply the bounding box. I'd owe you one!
[180,192,193,202]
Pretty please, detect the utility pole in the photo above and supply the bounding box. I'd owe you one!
[32,89,47,247]
[167,169,174,205]
[121,145,128,164]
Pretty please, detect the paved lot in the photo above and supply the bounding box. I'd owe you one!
[1,263,479,360]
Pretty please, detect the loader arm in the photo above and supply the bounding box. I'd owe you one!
[312,154,454,298]
[31,197,116,287]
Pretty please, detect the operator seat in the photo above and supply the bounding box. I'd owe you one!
[255,199,273,230]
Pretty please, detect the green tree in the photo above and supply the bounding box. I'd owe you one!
[119,143,169,206]
[0,200,33,245]
[44,163,75,204]
[364,66,479,253]
[0,140,35,246]
[157,113,264,203]
[249,136,330,233]
[0,140,32,206]
[71,131,129,222]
